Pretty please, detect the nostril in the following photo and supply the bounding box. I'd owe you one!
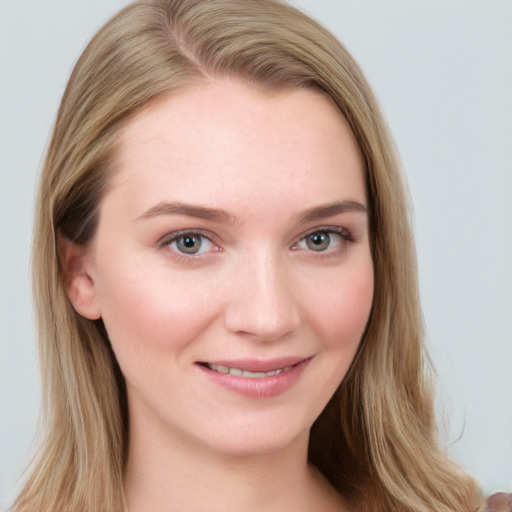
[223,295,300,341]
[222,257,301,341]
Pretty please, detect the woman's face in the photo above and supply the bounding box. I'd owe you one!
[73,78,374,456]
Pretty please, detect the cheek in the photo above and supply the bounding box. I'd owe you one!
[305,260,374,350]
[295,259,373,419]
[92,252,219,365]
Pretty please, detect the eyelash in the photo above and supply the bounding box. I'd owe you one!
[157,229,219,259]
[291,226,355,255]
[157,226,355,260]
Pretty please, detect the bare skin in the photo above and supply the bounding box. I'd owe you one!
[124,420,347,512]
[65,78,371,511]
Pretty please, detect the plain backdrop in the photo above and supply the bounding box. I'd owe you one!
[1,0,511,509]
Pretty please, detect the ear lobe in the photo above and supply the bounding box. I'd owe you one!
[57,231,101,320]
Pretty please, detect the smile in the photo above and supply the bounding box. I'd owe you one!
[196,357,312,397]
[205,363,293,378]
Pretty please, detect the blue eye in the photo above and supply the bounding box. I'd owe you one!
[164,232,214,255]
[305,231,331,251]
[295,228,352,253]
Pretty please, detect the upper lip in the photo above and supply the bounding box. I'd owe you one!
[197,356,312,373]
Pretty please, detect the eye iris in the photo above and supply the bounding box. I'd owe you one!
[306,232,330,251]
[177,235,201,254]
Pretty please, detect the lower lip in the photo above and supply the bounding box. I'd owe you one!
[196,358,312,398]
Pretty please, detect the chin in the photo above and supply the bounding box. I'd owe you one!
[190,415,311,459]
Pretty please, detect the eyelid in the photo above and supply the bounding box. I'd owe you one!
[156,225,355,258]
[292,225,354,246]
[157,229,221,256]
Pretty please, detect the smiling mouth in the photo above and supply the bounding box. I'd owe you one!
[197,357,312,378]
[202,362,294,378]
[197,357,313,397]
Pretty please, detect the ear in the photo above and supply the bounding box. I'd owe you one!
[57,231,101,320]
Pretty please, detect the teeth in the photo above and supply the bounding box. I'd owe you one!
[207,363,292,378]
[212,364,229,374]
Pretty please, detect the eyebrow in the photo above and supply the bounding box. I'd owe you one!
[136,201,237,224]
[136,200,367,224]
[295,201,368,223]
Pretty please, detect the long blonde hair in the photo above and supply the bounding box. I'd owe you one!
[15,1,481,511]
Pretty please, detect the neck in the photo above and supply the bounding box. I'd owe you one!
[123,408,345,512]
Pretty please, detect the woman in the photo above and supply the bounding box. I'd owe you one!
[13,1,483,511]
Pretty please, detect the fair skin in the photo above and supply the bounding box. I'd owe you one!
[64,78,374,512]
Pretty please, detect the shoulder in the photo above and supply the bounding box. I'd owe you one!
[484,492,512,512]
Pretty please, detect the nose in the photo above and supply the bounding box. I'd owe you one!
[223,250,301,342]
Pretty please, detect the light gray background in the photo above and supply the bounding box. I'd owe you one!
[1,0,511,509]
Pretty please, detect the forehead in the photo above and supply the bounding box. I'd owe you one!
[109,78,365,214]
